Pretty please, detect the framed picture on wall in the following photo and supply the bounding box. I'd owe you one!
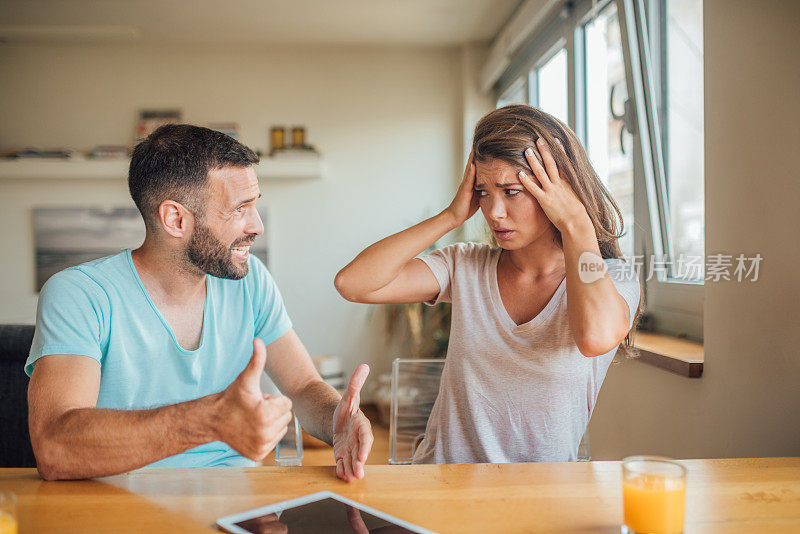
[32,206,270,292]
[135,109,182,141]
[253,207,269,268]
[33,207,146,291]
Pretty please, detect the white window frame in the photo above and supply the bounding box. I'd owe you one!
[493,0,704,340]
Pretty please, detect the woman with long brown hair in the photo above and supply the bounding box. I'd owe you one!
[335,105,640,463]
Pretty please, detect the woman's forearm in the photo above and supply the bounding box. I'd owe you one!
[561,217,631,357]
[335,210,457,299]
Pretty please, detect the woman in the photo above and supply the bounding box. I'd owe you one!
[335,105,640,463]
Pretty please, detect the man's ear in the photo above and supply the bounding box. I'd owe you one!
[158,200,194,238]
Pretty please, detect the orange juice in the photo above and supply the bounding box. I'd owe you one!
[0,511,17,534]
[623,474,685,534]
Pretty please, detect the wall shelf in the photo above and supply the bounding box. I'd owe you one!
[0,156,323,181]
[633,331,704,378]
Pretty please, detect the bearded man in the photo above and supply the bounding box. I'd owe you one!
[26,124,372,482]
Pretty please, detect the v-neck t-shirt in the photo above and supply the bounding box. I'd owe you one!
[26,249,292,467]
[413,242,640,464]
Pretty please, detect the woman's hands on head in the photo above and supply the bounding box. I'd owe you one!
[519,138,593,235]
[443,149,480,228]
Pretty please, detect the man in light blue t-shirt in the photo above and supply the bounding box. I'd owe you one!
[26,124,372,482]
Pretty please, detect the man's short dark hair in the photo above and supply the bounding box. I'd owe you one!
[129,124,259,229]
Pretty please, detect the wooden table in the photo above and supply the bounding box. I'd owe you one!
[1,458,798,533]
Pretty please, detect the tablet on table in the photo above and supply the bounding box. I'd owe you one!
[216,490,435,534]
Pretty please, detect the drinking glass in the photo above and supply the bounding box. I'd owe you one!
[621,456,686,534]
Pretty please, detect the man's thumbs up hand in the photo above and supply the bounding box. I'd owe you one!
[238,338,268,394]
[212,338,293,461]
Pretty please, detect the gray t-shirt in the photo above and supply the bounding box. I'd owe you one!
[413,242,640,464]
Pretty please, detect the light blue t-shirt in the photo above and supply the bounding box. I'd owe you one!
[26,249,292,468]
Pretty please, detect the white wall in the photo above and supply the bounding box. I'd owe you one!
[588,0,800,459]
[0,42,471,385]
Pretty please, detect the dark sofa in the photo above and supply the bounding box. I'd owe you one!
[0,324,36,467]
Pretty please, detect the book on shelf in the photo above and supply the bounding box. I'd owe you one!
[87,146,131,159]
[1,147,74,159]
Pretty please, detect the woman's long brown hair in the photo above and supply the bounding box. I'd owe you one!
[472,104,640,356]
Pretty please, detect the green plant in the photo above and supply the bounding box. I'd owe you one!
[382,301,451,359]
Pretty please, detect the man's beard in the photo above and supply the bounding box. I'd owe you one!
[186,222,253,280]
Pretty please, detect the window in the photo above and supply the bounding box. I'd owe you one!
[535,48,568,124]
[492,0,705,338]
[584,3,635,257]
[662,0,705,278]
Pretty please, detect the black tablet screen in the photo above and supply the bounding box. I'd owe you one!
[234,497,418,533]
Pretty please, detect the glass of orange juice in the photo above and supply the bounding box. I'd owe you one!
[0,492,17,534]
[621,456,686,534]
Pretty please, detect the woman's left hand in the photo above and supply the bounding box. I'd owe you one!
[519,137,592,234]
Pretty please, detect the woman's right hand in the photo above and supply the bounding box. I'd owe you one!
[443,149,480,227]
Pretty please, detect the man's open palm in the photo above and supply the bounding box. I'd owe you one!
[332,364,373,482]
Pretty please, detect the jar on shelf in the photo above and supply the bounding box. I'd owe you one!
[291,126,306,147]
[270,127,286,153]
